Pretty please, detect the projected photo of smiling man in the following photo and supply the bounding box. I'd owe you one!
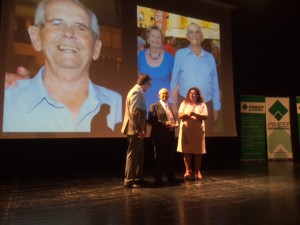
[3,0,122,132]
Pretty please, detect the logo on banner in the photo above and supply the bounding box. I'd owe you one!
[241,102,265,114]
[268,100,288,121]
[267,100,290,129]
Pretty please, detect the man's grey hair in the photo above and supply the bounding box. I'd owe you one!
[34,0,100,38]
[186,22,204,42]
[158,88,169,97]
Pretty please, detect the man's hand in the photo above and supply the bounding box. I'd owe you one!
[213,110,219,121]
[5,67,30,89]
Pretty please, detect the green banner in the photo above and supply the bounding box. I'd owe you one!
[240,95,266,160]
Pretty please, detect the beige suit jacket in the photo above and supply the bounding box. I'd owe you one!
[121,85,146,135]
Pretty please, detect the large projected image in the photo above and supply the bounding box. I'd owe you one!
[0,0,237,139]
[137,5,236,137]
[0,0,123,138]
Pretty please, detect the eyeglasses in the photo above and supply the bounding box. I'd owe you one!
[40,19,94,38]
[188,30,201,36]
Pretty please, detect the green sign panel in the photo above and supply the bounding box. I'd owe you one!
[240,95,266,160]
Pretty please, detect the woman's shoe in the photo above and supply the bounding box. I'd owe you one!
[195,171,202,180]
[184,172,191,180]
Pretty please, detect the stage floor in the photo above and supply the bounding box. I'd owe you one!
[1,161,300,225]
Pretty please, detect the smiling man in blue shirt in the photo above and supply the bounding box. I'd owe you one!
[170,22,221,134]
[3,0,122,133]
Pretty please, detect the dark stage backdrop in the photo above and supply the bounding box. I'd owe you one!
[0,0,236,139]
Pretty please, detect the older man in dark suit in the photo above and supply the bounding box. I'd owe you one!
[148,88,181,187]
[121,73,152,188]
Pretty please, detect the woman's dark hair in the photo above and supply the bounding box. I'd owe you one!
[184,87,205,103]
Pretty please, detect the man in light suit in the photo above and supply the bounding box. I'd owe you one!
[148,88,181,187]
[121,73,152,188]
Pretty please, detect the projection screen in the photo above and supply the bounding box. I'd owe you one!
[0,0,237,138]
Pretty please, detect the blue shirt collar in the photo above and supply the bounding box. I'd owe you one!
[25,66,100,113]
